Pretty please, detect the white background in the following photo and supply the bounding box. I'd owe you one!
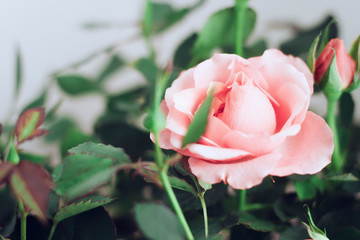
[0,0,359,132]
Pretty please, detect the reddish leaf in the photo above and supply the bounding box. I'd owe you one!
[15,107,49,144]
[0,161,16,184]
[9,160,54,222]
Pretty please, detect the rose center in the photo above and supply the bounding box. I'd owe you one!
[220,83,276,135]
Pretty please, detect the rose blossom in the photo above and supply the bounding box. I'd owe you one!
[157,49,334,189]
[314,38,356,89]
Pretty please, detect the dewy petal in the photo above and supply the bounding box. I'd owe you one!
[271,111,333,176]
[188,151,282,189]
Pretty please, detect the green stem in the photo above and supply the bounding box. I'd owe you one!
[326,100,343,172]
[18,201,27,240]
[159,167,194,240]
[238,189,247,211]
[154,135,193,239]
[47,222,58,240]
[235,0,249,57]
[143,0,156,61]
[199,193,208,238]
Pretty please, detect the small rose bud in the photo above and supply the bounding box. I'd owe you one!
[315,38,356,90]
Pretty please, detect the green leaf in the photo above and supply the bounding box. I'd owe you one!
[96,54,124,83]
[56,75,99,95]
[238,212,276,232]
[193,7,256,61]
[7,140,20,165]
[151,1,204,33]
[327,173,359,182]
[9,161,53,223]
[243,39,267,58]
[294,176,324,201]
[319,19,337,52]
[15,47,22,99]
[54,196,113,224]
[52,207,116,240]
[303,206,329,240]
[135,58,158,84]
[318,52,342,101]
[15,107,48,144]
[349,34,360,72]
[174,33,198,69]
[198,179,212,192]
[307,33,321,71]
[182,90,213,147]
[0,162,16,185]
[168,176,197,197]
[54,142,130,201]
[135,203,184,240]
[60,126,96,157]
[44,118,74,142]
[18,152,47,165]
[280,16,337,58]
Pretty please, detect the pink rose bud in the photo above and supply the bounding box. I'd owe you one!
[314,38,356,89]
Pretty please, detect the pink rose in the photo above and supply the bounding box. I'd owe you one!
[157,49,333,189]
[314,38,356,89]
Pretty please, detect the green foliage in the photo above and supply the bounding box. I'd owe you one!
[135,203,184,240]
[303,206,329,240]
[54,142,130,201]
[182,90,213,147]
[52,207,116,240]
[192,7,256,61]
[9,161,53,223]
[294,175,324,201]
[318,53,342,101]
[96,54,124,83]
[349,35,360,72]
[15,108,48,144]
[15,47,22,99]
[54,196,113,224]
[56,75,100,95]
[280,16,337,58]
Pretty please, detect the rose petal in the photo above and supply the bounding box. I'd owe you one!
[273,83,308,132]
[250,49,313,93]
[202,116,232,147]
[165,68,195,107]
[188,151,282,189]
[222,124,300,155]
[167,131,252,161]
[193,54,234,88]
[221,83,276,135]
[271,111,333,176]
[166,108,190,136]
[173,88,206,117]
